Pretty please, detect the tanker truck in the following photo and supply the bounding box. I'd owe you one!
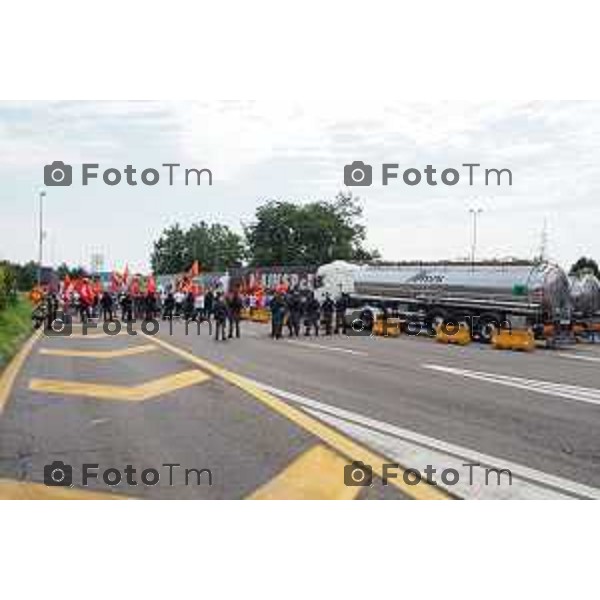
[569,273,600,330]
[314,260,574,346]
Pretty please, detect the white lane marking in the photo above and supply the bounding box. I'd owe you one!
[284,340,368,356]
[424,364,600,405]
[247,379,600,499]
[557,353,600,364]
[306,410,569,500]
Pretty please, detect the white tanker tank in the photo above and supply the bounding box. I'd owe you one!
[569,273,600,318]
[316,261,573,340]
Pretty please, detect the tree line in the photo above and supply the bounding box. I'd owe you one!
[150,192,380,274]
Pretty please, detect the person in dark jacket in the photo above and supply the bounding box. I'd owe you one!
[269,293,286,339]
[227,291,243,338]
[100,291,114,321]
[145,291,157,321]
[120,292,133,322]
[213,293,228,341]
[335,293,349,334]
[304,293,320,336]
[183,291,195,322]
[286,292,302,337]
[204,289,214,321]
[322,293,335,335]
[162,292,175,321]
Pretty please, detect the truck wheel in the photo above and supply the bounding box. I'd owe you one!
[478,314,501,343]
[425,309,448,335]
[360,309,374,330]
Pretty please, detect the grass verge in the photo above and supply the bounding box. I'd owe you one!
[0,296,33,370]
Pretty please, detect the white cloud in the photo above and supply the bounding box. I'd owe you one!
[0,100,599,271]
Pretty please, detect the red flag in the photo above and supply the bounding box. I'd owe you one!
[147,276,157,294]
[189,260,200,278]
[110,272,119,292]
[130,277,140,296]
[80,280,92,304]
[123,264,129,285]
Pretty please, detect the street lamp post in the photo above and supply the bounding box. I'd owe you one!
[37,189,46,287]
[469,208,483,265]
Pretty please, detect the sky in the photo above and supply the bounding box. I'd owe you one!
[0,100,599,273]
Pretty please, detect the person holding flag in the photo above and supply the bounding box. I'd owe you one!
[79,278,93,321]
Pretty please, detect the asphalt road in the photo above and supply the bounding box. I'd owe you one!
[1,316,599,499]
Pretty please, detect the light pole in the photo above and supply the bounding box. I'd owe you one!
[469,207,483,265]
[37,189,46,287]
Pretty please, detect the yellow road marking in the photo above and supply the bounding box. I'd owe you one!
[247,444,362,500]
[0,479,127,500]
[146,335,451,500]
[68,331,130,338]
[0,329,42,414]
[39,345,157,359]
[29,369,210,402]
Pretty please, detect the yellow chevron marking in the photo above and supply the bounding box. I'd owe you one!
[0,478,128,500]
[29,369,210,401]
[247,444,362,500]
[39,345,157,359]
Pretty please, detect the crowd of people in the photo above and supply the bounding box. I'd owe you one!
[266,290,349,339]
[36,274,352,342]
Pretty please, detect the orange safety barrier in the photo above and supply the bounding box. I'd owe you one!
[251,308,270,323]
[492,328,535,352]
[435,323,471,345]
[373,317,401,337]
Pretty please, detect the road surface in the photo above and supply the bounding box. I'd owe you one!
[1,317,600,499]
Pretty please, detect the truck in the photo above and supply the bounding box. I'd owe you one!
[314,260,574,345]
[569,273,600,333]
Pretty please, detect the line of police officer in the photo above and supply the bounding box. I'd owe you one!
[268,291,349,340]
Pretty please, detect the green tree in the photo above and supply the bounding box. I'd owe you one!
[244,192,379,266]
[12,261,37,291]
[0,263,17,310]
[570,256,599,279]
[150,222,245,274]
[186,222,245,271]
[150,224,191,274]
[56,263,88,280]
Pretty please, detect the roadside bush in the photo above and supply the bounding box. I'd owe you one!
[0,264,17,311]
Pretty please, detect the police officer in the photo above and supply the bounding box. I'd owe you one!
[227,291,243,338]
[286,291,302,337]
[269,293,286,339]
[121,292,133,322]
[304,293,320,336]
[213,293,228,341]
[334,293,348,335]
[322,293,335,335]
